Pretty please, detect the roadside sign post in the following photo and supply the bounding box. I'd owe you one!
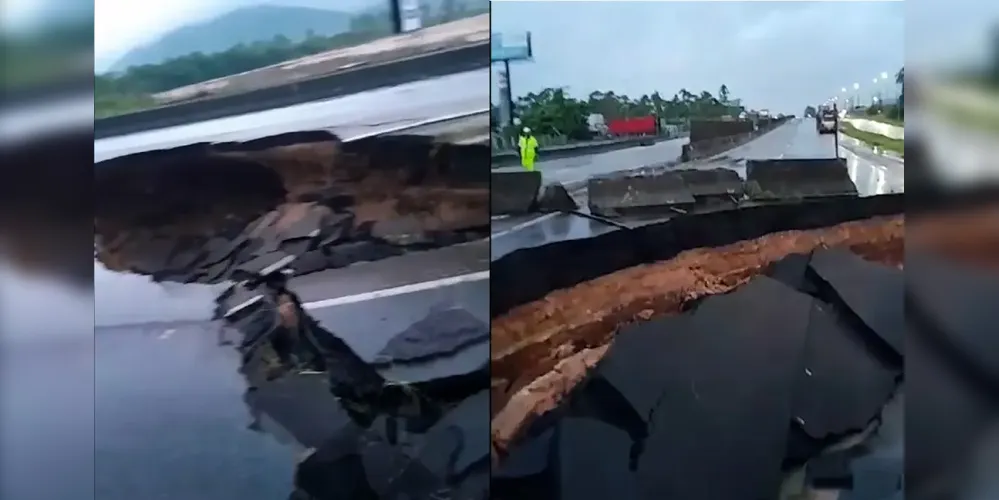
[833,103,840,159]
[491,32,534,128]
[391,0,423,34]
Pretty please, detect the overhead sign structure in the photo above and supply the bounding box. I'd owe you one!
[491,32,533,62]
[400,0,422,32]
[492,31,534,128]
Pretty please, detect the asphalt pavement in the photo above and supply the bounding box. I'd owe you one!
[93,68,488,162]
[493,136,690,189]
[89,73,492,499]
[491,118,905,258]
[89,238,488,500]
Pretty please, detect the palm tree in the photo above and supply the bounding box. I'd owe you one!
[895,66,905,111]
[719,84,730,103]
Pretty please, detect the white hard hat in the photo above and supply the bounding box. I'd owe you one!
[523,127,531,133]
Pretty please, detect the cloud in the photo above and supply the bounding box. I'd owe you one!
[492,1,903,114]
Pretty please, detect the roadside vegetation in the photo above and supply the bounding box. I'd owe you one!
[95,6,486,118]
[490,85,755,143]
[925,51,999,132]
[838,66,904,157]
[840,122,904,157]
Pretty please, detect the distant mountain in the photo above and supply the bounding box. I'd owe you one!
[108,5,353,72]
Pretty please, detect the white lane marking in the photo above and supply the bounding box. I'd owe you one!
[343,109,489,141]
[302,270,489,310]
[157,328,176,340]
[456,133,489,144]
[490,212,558,239]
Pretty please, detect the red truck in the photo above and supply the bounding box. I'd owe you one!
[607,116,657,136]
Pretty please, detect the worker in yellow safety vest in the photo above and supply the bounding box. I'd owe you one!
[518,127,539,171]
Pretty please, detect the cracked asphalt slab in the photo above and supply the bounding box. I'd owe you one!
[91,78,491,498]
[490,122,911,499]
[93,236,489,500]
[491,220,908,500]
[94,265,489,500]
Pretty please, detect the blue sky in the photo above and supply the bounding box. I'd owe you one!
[491,1,906,115]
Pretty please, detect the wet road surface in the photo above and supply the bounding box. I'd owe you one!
[89,238,488,500]
[491,119,904,259]
[94,69,488,163]
[92,67,489,496]
[493,137,689,189]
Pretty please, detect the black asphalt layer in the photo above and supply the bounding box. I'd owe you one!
[493,253,906,499]
[93,272,488,500]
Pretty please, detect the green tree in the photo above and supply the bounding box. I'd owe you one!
[95,12,405,117]
[514,87,591,139]
[895,66,904,113]
[719,84,730,103]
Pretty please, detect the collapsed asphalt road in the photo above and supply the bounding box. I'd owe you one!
[95,130,489,283]
[93,78,492,498]
[94,226,488,500]
[488,119,916,499]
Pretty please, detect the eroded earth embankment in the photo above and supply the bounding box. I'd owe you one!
[94,131,490,283]
[490,215,904,452]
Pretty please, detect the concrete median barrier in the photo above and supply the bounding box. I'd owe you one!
[588,170,695,217]
[683,132,753,161]
[746,158,859,201]
[675,168,744,197]
[681,118,791,162]
[588,167,748,217]
[688,119,756,144]
[491,170,543,215]
[536,182,579,212]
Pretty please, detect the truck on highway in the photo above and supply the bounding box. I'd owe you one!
[607,116,657,136]
[816,105,838,134]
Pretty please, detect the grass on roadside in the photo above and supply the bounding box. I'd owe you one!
[95,94,157,119]
[864,113,904,127]
[929,97,999,135]
[840,122,904,157]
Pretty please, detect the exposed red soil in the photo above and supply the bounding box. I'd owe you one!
[94,138,488,274]
[489,215,906,458]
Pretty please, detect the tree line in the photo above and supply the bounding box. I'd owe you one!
[491,85,746,140]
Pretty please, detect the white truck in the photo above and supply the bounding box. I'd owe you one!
[816,106,838,134]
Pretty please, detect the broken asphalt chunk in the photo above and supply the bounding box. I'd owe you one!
[587,315,691,421]
[559,417,641,500]
[791,300,898,441]
[809,249,904,360]
[635,276,811,500]
[244,374,353,449]
[231,251,294,280]
[279,237,317,257]
[764,252,820,296]
[374,307,489,365]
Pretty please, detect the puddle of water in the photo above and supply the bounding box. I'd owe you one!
[94,260,226,328]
